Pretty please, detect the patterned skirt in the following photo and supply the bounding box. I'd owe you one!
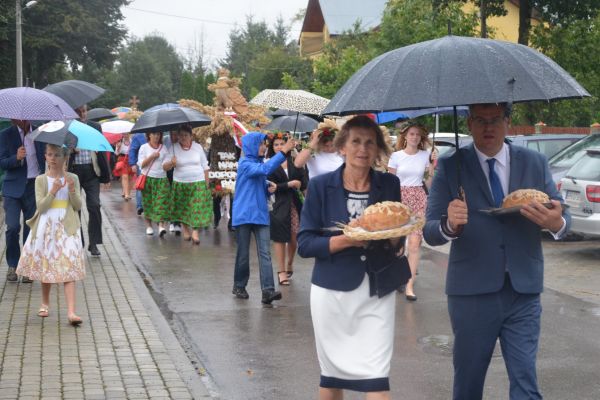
[141,176,172,222]
[401,185,427,237]
[16,210,85,283]
[170,180,213,229]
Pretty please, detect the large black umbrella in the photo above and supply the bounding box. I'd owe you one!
[323,35,590,198]
[264,114,319,132]
[43,80,105,109]
[323,35,589,115]
[87,107,116,121]
[131,106,211,133]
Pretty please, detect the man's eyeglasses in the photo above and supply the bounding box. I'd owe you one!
[470,116,506,128]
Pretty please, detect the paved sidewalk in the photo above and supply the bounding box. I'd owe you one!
[0,206,210,399]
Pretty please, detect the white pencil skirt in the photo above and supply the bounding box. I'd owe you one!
[310,274,396,392]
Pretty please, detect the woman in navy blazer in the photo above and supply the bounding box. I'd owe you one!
[298,115,402,398]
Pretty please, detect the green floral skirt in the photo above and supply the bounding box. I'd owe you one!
[170,180,212,229]
[141,176,171,222]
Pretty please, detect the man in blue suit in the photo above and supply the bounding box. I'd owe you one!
[0,120,46,282]
[424,103,570,400]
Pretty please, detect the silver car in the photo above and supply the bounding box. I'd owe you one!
[559,148,600,237]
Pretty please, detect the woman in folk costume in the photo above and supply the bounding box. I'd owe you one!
[163,124,212,244]
[17,144,86,326]
[137,131,171,236]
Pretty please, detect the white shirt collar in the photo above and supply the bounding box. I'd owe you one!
[474,142,509,168]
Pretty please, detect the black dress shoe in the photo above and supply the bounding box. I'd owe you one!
[88,244,101,257]
[261,289,282,305]
[136,207,144,216]
[232,286,249,299]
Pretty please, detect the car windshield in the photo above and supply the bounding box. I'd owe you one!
[566,151,600,181]
[528,139,580,159]
[549,134,600,168]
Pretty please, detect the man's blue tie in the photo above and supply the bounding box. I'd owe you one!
[486,158,505,208]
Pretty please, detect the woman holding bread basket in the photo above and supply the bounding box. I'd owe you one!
[298,115,410,399]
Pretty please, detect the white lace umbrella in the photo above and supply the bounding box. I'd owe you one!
[250,89,329,115]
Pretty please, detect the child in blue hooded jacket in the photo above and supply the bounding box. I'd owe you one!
[232,132,295,304]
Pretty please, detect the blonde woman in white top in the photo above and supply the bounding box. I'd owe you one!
[388,121,434,301]
[138,132,171,236]
[162,125,211,244]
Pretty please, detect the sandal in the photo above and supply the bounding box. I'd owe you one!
[37,306,49,318]
[68,315,83,326]
[278,271,290,286]
[286,269,294,279]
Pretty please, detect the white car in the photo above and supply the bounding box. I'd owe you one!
[559,148,600,237]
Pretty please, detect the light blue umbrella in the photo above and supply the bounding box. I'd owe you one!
[32,120,114,152]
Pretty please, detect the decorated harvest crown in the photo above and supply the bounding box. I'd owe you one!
[267,132,288,141]
[316,118,339,140]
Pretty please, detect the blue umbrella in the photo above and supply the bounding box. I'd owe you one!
[31,120,114,152]
[375,106,469,124]
[0,87,78,121]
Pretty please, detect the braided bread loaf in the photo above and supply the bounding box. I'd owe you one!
[501,189,550,208]
[350,201,411,231]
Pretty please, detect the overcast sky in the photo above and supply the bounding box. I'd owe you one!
[121,0,308,68]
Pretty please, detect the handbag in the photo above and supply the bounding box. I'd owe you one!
[135,145,162,191]
[135,174,147,190]
[366,239,412,298]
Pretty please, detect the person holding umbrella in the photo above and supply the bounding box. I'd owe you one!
[265,133,307,285]
[424,103,570,400]
[137,131,170,236]
[67,105,111,257]
[387,121,434,301]
[0,119,46,282]
[16,144,85,325]
[162,124,212,243]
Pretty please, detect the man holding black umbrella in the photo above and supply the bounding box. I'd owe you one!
[424,103,570,399]
[67,105,110,256]
[0,120,45,281]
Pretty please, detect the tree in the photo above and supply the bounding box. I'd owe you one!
[374,0,479,53]
[0,0,129,88]
[100,35,183,110]
[221,15,314,96]
[434,0,506,38]
[518,0,600,45]
[512,13,600,126]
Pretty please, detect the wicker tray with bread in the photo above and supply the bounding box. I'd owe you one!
[480,189,567,216]
[341,201,425,240]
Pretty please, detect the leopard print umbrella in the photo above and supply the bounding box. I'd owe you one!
[250,89,329,116]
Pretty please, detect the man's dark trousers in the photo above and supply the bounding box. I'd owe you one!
[72,164,102,246]
[3,178,36,267]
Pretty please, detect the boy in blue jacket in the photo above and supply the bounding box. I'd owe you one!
[232,132,295,304]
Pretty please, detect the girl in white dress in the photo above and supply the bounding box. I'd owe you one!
[17,144,85,325]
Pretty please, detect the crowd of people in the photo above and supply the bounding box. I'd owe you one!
[0,102,570,400]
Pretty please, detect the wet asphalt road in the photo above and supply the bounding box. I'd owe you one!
[101,187,600,400]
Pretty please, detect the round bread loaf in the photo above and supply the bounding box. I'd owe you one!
[501,189,550,208]
[356,201,411,231]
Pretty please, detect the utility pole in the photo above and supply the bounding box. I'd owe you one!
[16,0,23,86]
